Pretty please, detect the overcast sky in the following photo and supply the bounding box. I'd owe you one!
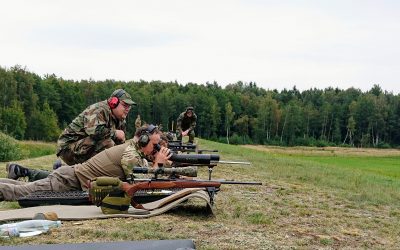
[1,0,399,94]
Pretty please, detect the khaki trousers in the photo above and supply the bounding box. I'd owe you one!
[0,166,81,201]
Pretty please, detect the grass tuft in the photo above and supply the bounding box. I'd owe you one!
[246,212,272,225]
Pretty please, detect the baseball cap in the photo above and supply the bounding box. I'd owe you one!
[111,89,136,105]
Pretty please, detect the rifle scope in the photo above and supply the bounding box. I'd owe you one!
[154,144,220,164]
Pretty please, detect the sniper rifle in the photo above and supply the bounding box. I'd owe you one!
[157,144,251,180]
[89,174,262,209]
[167,141,218,154]
[125,176,262,208]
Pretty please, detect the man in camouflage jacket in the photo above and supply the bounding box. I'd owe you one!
[57,89,136,165]
[176,107,197,143]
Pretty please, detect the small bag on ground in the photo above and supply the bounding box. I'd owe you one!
[88,176,131,214]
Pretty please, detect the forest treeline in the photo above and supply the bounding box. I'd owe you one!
[1,65,400,148]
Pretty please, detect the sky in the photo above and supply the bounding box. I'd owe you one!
[1,0,399,94]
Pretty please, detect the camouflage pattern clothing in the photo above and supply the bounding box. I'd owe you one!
[56,100,127,165]
[135,115,142,129]
[176,109,197,143]
[120,139,150,178]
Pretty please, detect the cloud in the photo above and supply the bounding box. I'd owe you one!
[1,0,399,94]
[25,24,185,50]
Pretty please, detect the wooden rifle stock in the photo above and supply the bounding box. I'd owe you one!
[125,180,221,198]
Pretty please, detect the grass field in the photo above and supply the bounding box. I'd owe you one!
[1,140,399,249]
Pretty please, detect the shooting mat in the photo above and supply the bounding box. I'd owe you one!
[0,240,196,250]
[0,188,212,222]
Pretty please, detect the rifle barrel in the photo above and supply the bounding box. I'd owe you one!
[211,160,251,165]
[217,180,262,185]
[169,153,220,164]
[131,178,262,185]
[198,149,218,153]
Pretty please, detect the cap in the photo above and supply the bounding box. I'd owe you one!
[186,106,194,111]
[111,89,136,105]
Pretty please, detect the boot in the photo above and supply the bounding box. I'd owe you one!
[5,163,30,180]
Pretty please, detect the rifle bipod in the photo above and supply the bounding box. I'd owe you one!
[205,186,219,206]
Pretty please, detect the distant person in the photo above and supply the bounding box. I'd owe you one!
[6,89,136,182]
[135,115,142,130]
[176,107,197,144]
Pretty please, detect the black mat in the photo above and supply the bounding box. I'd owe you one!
[0,239,195,250]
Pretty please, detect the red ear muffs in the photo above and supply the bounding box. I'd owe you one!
[108,97,120,109]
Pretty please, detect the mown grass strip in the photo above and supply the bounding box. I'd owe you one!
[198,139,400,207]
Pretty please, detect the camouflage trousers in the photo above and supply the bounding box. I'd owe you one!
[176,130,195,143]
[27,169,51,182]
[58,137,115,165]
[0,166,81,201]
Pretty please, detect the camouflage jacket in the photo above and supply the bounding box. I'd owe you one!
[121,139,148,177]
[176,112,197,132]
[57,100,126,154]
[120,139,171,178]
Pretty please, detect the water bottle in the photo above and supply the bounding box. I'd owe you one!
[0,220,61,235]
[0,226,20,237]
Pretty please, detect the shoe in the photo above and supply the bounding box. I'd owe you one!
[53,159,63,170]
[6,163,29,180]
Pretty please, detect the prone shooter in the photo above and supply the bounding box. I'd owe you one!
[88,145,261,213]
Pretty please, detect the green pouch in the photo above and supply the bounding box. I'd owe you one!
[95,176,122,186]
[88,177,124,206]
[100,190,131,214]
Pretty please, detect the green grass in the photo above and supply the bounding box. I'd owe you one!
[290,155,400,177]
[18,141,57,159]
[0,133,56,161]
[282,154,400,205]
[1,139,400,248]
[197,139,400,206]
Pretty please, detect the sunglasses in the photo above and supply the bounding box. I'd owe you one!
[121,102,131,110]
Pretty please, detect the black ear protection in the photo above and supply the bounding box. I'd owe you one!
[138,124,157,147]
[107,89,125,109]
